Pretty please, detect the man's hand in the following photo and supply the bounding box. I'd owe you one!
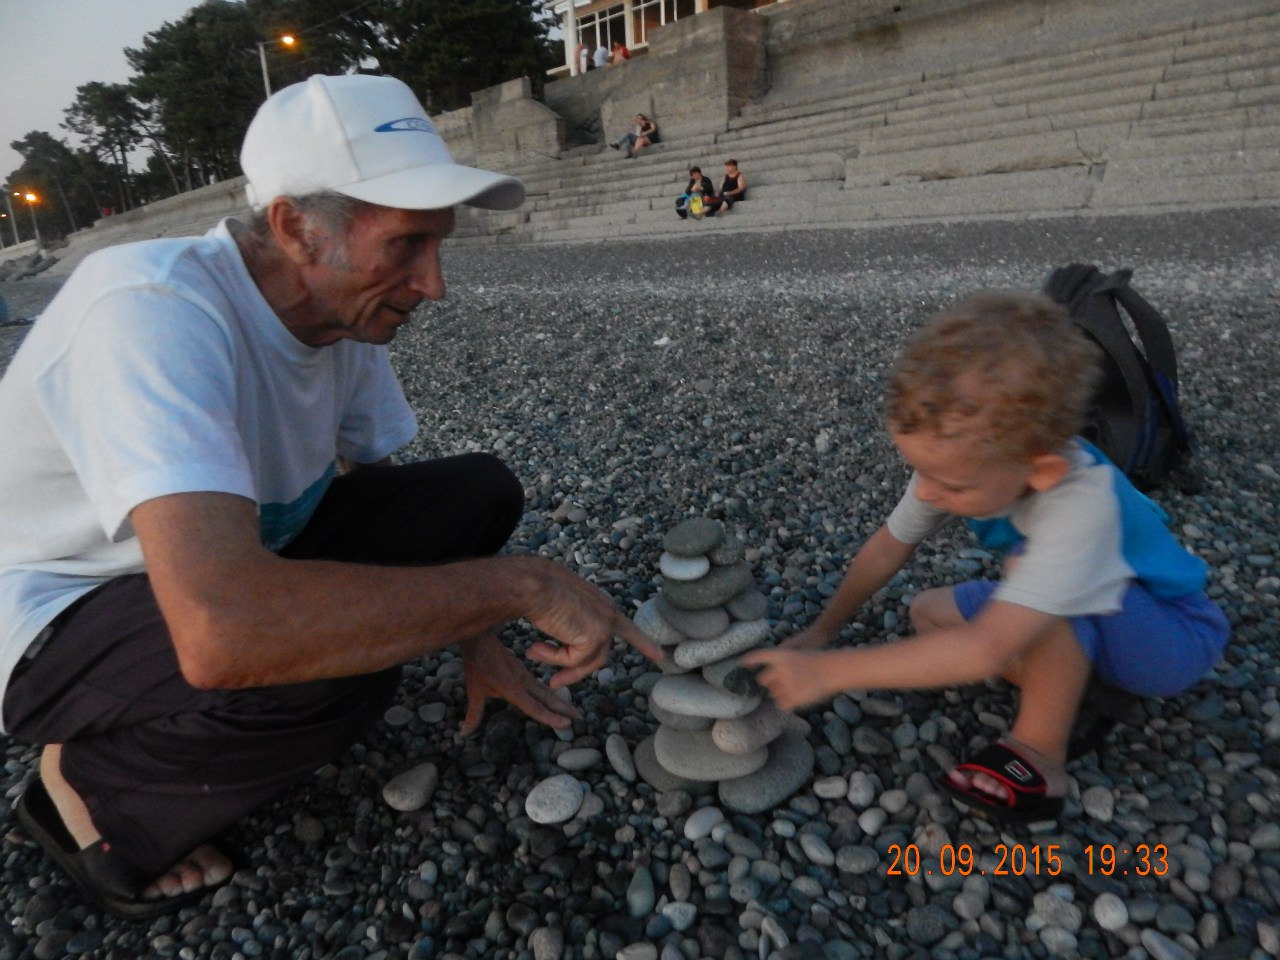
[739,647,833,712]
[457,631,580,735]
[518,559,662,688]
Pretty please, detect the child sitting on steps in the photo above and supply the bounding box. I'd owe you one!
[743,290,1229,823]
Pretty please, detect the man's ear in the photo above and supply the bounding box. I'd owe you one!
[266,198,316,266]
[1028,452,1071,492]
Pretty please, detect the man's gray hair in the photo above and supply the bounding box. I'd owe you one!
[242,191,374,265]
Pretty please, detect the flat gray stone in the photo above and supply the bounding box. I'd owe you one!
[634,597,688,646]
[726,587,769,621]
[655,646,696,675]
[673,619,771,668]
[382,762,439,812]
[663,518,725,557]
[655,595,730,639]
[651,700,713,731]
[718,728,815,814]
[707,536,745,566]
[664,563,753,611]
[556,747,603,772]
[525,773,586,824]
[701,654,745,691]
[652,674,761,719]
[712,699,788,755]
[659,552,711,581]
[605,733,637,782]
[654,725,769,782]
[634,735,714,795]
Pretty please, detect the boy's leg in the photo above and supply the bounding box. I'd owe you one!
[914,583,1087,801]
[6,453,523,885]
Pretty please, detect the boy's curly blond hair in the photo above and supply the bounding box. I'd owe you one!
[887,291,1102,460]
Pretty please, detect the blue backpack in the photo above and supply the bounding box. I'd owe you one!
[1042,263,1197,492]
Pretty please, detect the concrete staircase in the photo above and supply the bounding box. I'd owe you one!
[456,1,1280,245]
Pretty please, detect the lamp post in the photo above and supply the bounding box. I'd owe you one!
[21,192,41,247]
[257,34,297,99]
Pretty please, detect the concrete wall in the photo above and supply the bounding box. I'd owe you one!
[543,6,768,149]
[757,0,1274,93]
[436,77,567,168]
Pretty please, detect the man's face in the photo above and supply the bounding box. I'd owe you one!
[296,205,454,347]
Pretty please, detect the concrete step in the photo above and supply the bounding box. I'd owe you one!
[1091,170,1280,209]
[737,6,1279,134]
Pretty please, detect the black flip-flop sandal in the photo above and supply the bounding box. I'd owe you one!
[1068,679,1140,760]
[16,775,227,920]
[938,742,1065,824]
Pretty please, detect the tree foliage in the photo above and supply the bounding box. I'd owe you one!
[4,0,557,226]
[5,131,118,242]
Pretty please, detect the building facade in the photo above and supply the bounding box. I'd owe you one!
[546,0,783,76]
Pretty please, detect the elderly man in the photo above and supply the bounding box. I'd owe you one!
[0,74,658,919]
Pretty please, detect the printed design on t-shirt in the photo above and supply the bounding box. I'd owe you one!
[964,517,1023,553]
[258,462,337,551]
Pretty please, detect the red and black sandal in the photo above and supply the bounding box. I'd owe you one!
[938,741,1065,824]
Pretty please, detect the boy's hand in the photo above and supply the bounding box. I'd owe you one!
[739,648,832,712]
[780,625,834,651]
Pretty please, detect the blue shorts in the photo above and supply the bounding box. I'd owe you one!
[952,580,1229,697]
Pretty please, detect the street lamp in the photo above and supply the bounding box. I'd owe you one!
[257,34,297,100]
[20,192,41,247]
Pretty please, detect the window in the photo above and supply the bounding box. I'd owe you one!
[577,4,626,51]
[632,0,695,46]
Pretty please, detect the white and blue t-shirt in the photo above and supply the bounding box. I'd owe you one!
[886,440,1208,617]
[0,220,417,725]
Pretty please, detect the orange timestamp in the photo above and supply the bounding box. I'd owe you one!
[884,842,1170,878]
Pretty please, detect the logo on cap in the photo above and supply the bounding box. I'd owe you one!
[375,117,436,134]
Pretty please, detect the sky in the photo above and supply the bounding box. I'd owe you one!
[0,0,202,184]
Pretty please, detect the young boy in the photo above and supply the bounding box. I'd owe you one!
[742,291,1228,822]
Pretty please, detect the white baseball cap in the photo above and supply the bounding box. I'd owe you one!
[240,74,525,212]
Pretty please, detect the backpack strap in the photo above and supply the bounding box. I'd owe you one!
[1109,273,1193,452]
[1044,264,1151,463]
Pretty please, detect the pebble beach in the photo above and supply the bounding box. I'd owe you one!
[0,207,1277,960]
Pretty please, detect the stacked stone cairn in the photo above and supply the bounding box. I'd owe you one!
[632,517,814,813]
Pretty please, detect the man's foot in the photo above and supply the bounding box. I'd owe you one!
[939,739,1067,823]
[26,745,233,916]
[609,141,620,149]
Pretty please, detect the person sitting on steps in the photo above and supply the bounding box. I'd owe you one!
[676,165,715,220]
[610,115,658,160]
[703,159,747,216]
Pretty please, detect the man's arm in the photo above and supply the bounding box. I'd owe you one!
[133,491,658,690]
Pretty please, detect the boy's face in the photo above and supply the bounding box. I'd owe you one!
[891,428,1035,519]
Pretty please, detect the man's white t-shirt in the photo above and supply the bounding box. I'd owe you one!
[0,220,418,725]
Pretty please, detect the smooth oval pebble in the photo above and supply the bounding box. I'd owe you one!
[382,762,439,812]
[605,733,636,782]
[655,596,731,639]
[726,587,769,621]
[683,805,725,840]
[659,551,711,581]
[663,563,753,611]
[1093,892,1128,931]
[652,674,761,720]
[556,747,602,771]
[654,725,769,781]
[673,619,771,668]
[718,728,815,814]
[634,597,688,646]
[663,517,725,557]
[525,773,585,824]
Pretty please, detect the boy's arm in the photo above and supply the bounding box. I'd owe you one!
[784,524,916,650]
[745,600,1060,710]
